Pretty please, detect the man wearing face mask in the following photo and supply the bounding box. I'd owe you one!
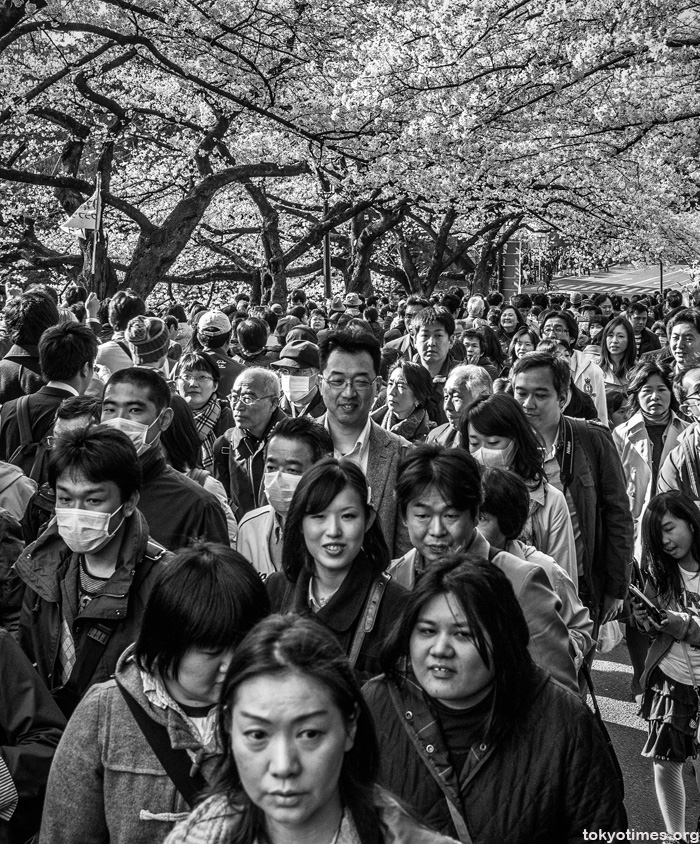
[101,368,229,550]
[236,417,333,578]
[270,340,325,418]
[14,427,173,709]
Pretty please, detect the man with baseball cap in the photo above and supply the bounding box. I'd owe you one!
[270,340,325,418]
[197,310,243,398]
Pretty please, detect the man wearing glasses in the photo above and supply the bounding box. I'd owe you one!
[212,367,286,520]
[540,310,608,425]
[319,331,411,556]
[658,366,700,502]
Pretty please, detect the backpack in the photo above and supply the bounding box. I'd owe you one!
[8,396,51,484]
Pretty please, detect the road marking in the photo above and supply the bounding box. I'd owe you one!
[595,695,647,732]
[594,659,633,674]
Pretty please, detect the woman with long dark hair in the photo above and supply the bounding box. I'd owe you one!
[495,306,526,357]
[463,393,577,580]
[164,615,458,844]
[599,317,637,394]
[363,554,626,842]
[265,458,408,680]
[634,492,700,836]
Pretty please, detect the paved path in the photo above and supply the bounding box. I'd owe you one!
[546,263,694,300]
[593,641,700,835]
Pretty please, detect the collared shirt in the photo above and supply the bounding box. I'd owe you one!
[307,576,340,613]
[325,415,372,475]
[46,380,79,396]
[140,664,219,747]
[545,420,584,577]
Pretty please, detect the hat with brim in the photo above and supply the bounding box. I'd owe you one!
[270,340,319,370]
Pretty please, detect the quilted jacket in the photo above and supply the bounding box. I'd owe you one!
[362,667,627,843]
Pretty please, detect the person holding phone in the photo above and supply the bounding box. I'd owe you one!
[632,491,700,837]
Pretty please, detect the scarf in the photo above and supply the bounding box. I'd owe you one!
[380,406,430,442]
[193,395,222,471]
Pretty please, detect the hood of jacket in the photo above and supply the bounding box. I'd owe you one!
[14,508,152,603]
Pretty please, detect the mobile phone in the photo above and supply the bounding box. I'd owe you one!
[629,584,666,625]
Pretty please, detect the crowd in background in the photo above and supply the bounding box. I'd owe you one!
[3,277,700,841]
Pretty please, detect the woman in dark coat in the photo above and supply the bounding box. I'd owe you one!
[363,555,627,843]
[266,458,407,681]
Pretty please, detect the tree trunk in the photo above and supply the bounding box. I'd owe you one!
[244,181,287,306]
[347,206,405,296]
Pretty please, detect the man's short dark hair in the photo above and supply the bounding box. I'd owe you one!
[411,306,456,337]
[461,328,485,351]
[668,309,700,337]
[511,351,570,400]
[164,315,178,331]
[288,305,307,321]
[108,290,146,331]
[405,295,429,309]
[133,542,269,678]
[396,444,482,518]
[666,291,683,309]
[318,330,381,377]
[4,290,59,345]
[56,395,102,424]
[267,416,334,464]
[541,308,579,342]
[105,367,172,413]
[511,294,532,310]
[291,289,307,304]
[39,322,98,382]
[237,317,268,353]
[440,294,461,315]
[48,426,142,500]
[628,301,649,317]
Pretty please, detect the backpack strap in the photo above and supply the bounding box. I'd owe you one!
[188,468,210,487]
[15,395,32,445]
[347,572,390,670]
[117,683,207,808]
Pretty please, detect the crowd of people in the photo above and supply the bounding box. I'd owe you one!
[2,278,700,841]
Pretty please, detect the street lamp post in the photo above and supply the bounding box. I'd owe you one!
[659,258,664,297]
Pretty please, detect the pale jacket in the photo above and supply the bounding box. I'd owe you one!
[505,540,594,670]
[235,505,281,579]
[525,481,577,583]
[613,410,688,559]
[570,350,608,424]
[389,531,578,692]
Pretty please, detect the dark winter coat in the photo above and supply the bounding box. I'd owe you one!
[15,510,171,693]
[362,667,627,843]
[266,555,408,682]
[0,629,64,844]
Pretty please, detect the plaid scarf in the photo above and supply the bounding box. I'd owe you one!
[193,395,222,470]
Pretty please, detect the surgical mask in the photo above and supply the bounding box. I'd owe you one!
[471,441,516,469]
[280,374,317,404]
[56,506,125,554]
[101,415,161,456]
[264,471,302,516]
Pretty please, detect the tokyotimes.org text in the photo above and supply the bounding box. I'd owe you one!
[583,832,700,842]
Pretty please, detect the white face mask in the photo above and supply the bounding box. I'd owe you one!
[471,441,517,469]
[56,505,125,554]
[264,471,302,516]
[280,374,317,404]
[101,415,161,456]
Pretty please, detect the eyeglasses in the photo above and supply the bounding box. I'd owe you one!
[682,390,700,407]
[322,376,376,392]
[177,374,214,385]
[230,393,277,407]
[543,325,569,336]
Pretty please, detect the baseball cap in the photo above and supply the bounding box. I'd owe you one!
[197,310,231,336]
[270,340,320,370]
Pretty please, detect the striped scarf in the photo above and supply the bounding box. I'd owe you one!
[193,395,222,471]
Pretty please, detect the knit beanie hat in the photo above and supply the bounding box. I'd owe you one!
[125,316,170,364]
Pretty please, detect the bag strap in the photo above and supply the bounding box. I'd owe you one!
[580,662,625,798]
[63,620,116,699]
[117,683,207,807]
[16,395,32,445]
[347,572,390,670]
[116,339,133,360]
[386,681,473,844]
